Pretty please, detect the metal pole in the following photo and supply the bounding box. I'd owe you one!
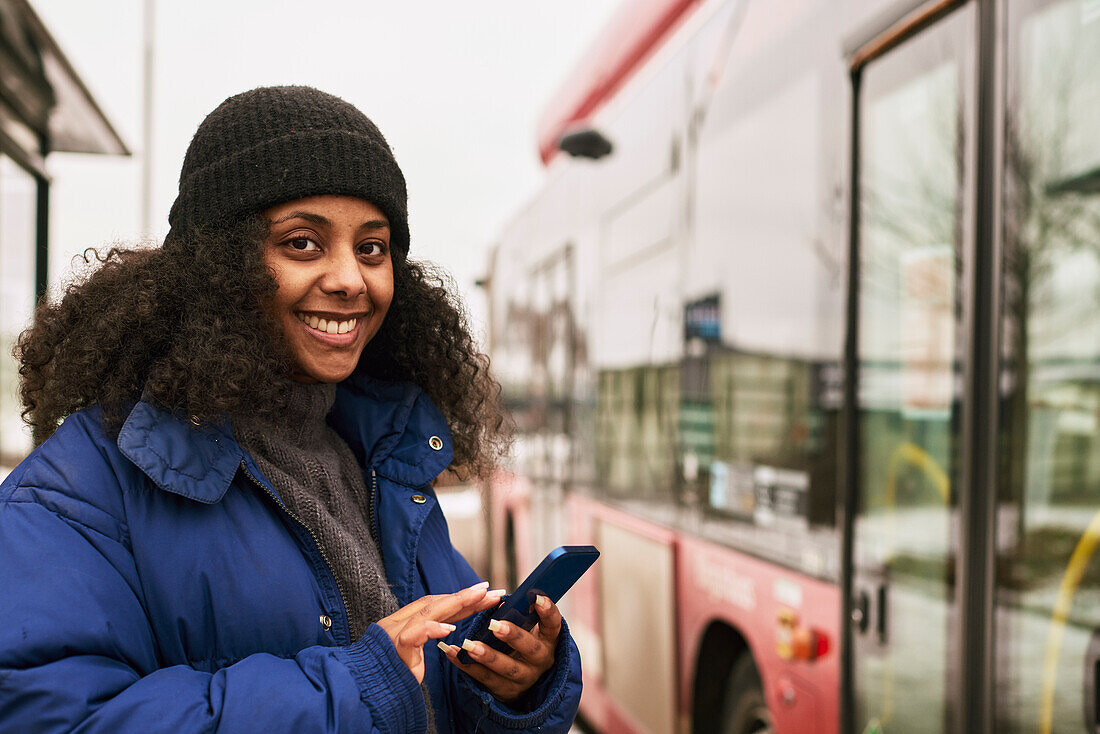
[956,2,1002,732]
[839,66,861,734]
[34,173,49,302]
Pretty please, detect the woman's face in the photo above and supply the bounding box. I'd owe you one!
[261,195,394,383]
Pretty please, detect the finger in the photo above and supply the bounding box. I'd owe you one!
[437,642,526,702]
[458,638,539,687]
[395,620,456,650]
[387,590,474,625]
[533,595,562,645]
[385,594,445,625]
[428,587,505,626]
[390,582,490,624]
[489,619,552,668]
[408,584,503,626]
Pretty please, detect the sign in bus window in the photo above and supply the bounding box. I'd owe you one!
[900,246,955,418]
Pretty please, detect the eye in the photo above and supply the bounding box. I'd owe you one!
[287,237,321,252]
[359,241,386,257]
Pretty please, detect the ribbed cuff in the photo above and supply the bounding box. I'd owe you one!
[339,623,427,734]
[459,616,578,729]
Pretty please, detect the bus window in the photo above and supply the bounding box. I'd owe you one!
[996,1,1100,731]
[688,348,838,529]
[497,248,579,486]
[595,364,680,500]
[688,41,844,544]
[852,6,975,732]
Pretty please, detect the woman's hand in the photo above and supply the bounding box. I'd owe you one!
[438,593,561,704]
[377,581,504,683]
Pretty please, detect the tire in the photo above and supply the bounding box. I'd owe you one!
[721,655,774,734]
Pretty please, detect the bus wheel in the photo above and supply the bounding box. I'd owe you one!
[721,655,773,734]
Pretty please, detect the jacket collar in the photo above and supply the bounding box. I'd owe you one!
[117,373,454,503]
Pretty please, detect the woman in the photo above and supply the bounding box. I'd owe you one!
[0,86,582,733]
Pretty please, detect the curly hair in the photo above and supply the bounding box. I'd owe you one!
[16,216,509,478]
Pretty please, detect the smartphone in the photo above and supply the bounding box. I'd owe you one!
[457,545,600,663]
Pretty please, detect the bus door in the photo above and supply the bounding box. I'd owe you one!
[848,5,976,733]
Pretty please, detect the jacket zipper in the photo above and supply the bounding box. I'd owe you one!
[368,468,382,555]
[239,461,351,642]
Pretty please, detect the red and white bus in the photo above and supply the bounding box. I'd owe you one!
[480,0,1100,732]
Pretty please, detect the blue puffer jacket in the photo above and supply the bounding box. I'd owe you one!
[0,374,582,733]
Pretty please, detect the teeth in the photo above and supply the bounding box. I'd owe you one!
[296,313,358,335]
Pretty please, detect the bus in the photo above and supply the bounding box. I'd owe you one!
[479,0,1100,732]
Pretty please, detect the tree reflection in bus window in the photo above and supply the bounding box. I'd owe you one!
[595,365,680,499]
[997,1,1100,732]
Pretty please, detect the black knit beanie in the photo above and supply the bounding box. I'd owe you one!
[166,86,409,254]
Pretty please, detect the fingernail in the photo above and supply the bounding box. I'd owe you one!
[488,619,502,633]
[440,623,457,632]
[486,588,506,597]
[536,594,550,609]
[461,639,479,655]
[470,581,489,590]
[437,641,452,654]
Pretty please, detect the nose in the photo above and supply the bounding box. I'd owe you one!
[320,244,367,299]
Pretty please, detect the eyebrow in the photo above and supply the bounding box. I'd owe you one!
[271,211,390,231]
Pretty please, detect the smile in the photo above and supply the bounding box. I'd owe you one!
[293,311,367,347]
[295,312,359,334]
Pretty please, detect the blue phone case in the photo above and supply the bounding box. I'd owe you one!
[456,545,599,663]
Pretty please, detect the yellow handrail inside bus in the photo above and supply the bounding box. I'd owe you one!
[881,443,1100,733]
[885,440,951,507]
[1039,505,1100,734]
[872,440,951,726]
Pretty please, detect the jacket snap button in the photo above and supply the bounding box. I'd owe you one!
[411,494,427,504]
[428,436,443,451]
[319,614,332,631]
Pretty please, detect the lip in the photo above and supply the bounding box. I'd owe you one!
[297,310,370,321]
[295,314,362,347]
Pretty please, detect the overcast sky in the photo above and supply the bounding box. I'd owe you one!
[33,0,622,333]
